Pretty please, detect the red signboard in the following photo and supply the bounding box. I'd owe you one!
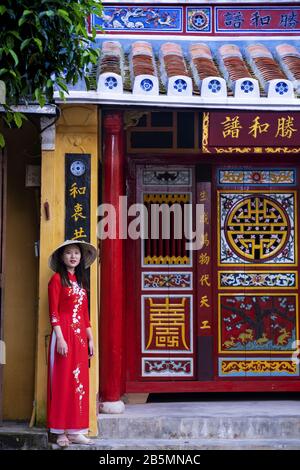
[216,7,300,33]
[202,112,300,154]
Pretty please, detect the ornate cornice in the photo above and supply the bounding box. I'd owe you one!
[57,105,97,134]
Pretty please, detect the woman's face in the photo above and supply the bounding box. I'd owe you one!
[62,245,81,270]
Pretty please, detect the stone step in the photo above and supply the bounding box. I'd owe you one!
[0,424,48,450]
[56,438,300,451]
[98,401,300,440]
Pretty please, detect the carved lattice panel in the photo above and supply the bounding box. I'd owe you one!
[143,193,191,266]
[218,191,297,266]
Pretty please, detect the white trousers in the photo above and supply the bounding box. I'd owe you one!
[50,428,89,434]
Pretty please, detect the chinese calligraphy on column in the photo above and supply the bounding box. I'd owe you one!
[197,183,212,335]
[65,154,91,242]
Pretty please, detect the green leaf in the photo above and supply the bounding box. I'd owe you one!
[56,78,69,93]
[38,95,46,108]
[59,90,66,101]
[34,88,45,107]
[34,88,41,101]
[0,0,103,119]
[13,113,23,128]
[39,10,55,18]
[9,31,21,40]
[18,9,33,27]
[9,49,19,66]
[6,36,14,49]
[57,9,72,23]
[22,10,33,17]
[34,38,43,53]
[0,133,5,148]
[18,17,27,27]
[20,38,31,51]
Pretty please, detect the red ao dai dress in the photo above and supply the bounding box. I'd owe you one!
[47,271,90,432]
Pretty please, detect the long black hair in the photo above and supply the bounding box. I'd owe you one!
[55,244,88,291]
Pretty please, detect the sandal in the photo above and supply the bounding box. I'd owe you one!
[56,434,70,448]
[67,434,93,445]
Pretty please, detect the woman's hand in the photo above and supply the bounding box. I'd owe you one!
[57,337,68,356]
[88,339,94,358]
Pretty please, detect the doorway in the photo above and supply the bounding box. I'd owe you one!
[125,162,300,393]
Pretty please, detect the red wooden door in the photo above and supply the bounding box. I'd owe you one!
[126,165,197,384]
[215,166,299,383]
[126,162,300,392]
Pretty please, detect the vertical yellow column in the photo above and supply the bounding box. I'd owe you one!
[35,104,99,435]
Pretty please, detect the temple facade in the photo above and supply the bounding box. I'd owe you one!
[1,1,300,434]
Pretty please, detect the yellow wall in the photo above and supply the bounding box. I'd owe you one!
[35,105,99,434]
[3,121,40,419]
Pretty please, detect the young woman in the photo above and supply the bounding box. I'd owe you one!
[47,239,97,447]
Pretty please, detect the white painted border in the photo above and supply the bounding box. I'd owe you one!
[54,90,300,111]
[94,32,300,42]
[0,104,56,114]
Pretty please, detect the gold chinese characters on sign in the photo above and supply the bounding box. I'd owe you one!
[203,112,300,154]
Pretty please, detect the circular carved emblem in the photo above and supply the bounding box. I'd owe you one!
[189,11,209,31]
[224,195,290,262]
[70,160,86,177]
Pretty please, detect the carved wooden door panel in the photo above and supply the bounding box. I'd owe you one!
[126,163,299,391]
[130,165,197,382]
[216,167,299,383]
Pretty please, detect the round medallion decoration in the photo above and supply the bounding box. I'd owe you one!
[240,80,254,93]
[224,195,290,262]
[140,78,153,92]
[208,79,221,93]
[275,81,288,95]
[174,79,187,92]
[70,160,86,177]
[189,11,209,31]
[104,76,118,90]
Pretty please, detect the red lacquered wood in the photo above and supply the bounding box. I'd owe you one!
[124,154,300,393]
[99,111,125,402]
[126,380,300,393]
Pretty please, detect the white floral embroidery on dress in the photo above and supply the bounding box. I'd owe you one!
[51,313,59,324]
[68,281,87,346]
[73,365,85,413]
